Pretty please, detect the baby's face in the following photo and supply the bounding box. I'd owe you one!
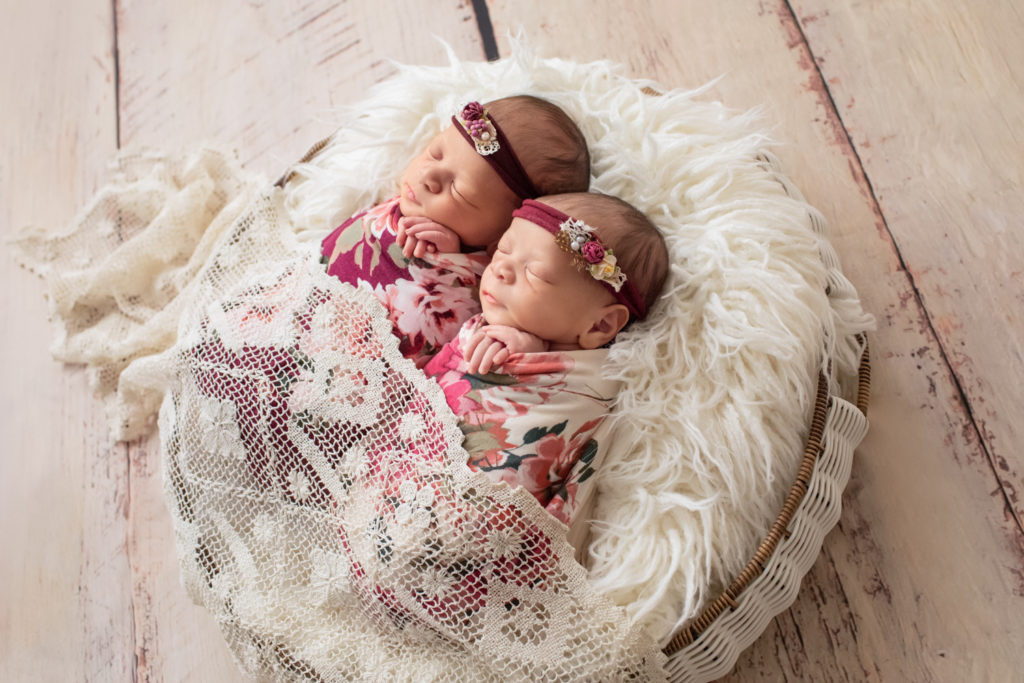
[398,124,520,249]
[479,217,615,350]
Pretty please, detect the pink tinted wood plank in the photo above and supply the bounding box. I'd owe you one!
[0,1,127,681]
[791,0,1024,545]
[113,1,488,678]
[127,436,247,682]
[488,1,1022,680]
[117,0,489,174]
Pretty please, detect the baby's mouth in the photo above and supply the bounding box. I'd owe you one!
[404,183,418,204]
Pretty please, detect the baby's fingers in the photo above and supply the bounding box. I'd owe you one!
[466,338,489,374]
[406,221,459,253]
[462,329,486,363]
[403,218,444,236]
[401,235,414,258]
[480,340,510,374]
[481,325,546,354]
[413,238,434,259]
[466,337,500,374]
[490,347,510,369]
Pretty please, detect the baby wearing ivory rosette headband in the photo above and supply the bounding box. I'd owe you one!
[423,193,669,525]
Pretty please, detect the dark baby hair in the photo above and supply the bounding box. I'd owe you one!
[486,95,591,196]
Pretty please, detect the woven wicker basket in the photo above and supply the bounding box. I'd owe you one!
[660,153,871,682]
[279,140,871,683]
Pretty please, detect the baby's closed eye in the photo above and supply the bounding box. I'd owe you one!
[526,267,553,284]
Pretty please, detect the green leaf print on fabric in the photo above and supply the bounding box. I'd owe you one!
[523,420,567,445]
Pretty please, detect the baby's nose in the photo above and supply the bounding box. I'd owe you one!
[420,169,441,194]
[491,259,513,282]
[420,163,448,194]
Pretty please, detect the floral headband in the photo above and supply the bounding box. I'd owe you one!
[452,102,539,199]
[512,199,648,320]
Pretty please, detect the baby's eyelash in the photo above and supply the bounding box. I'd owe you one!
[526,267,549,283]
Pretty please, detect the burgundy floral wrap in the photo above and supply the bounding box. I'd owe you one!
[321,196,488,364]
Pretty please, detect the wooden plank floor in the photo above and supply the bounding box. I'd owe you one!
[2,1,1021,680]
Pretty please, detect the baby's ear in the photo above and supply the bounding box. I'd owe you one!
[578,304,630,349]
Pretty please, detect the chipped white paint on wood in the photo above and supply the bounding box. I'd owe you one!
[791,0,1024,620]
[0,1,130,681]
[116,0,492,173]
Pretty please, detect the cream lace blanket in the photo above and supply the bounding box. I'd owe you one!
[13,149,264,439]
[16,151,664,679]
[163,187,664,680]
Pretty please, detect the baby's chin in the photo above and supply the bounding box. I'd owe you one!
[397,195,420,220]
[478,301,505,327]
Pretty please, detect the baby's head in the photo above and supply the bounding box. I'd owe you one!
[398,96,590,249]
[479,192,669,350]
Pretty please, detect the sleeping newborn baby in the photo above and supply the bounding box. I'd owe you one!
[423,193,669,524]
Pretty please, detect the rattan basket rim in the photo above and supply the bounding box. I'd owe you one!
[662,335,870,655]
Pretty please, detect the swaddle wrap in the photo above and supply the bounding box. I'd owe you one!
[321,196,489,364]
[425,315,619,526]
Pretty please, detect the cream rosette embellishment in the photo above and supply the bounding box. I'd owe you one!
[457,101,500,155]
[556,218,628,291]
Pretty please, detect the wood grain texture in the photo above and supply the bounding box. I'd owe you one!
[0,1,128,681]
[791,0,1024,557]
[487,1,1023,680]
[116,0,490,173]
[4,0,1022,680]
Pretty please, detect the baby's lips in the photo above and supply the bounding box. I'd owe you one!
[404,183,418,204]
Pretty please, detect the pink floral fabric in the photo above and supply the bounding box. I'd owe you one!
[423,315,620,525]
[321,196,489,364]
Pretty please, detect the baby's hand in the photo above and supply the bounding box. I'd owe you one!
[396,216,461,259]
[463,324,548,374]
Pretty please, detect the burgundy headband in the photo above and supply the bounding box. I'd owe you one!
[452,102,539,199]
[512,199,648,320]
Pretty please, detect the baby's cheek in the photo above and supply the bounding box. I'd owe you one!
[471,223,506,250]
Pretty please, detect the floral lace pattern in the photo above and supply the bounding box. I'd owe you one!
[161,195,666,681]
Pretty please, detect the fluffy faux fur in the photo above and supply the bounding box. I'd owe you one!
[281,42,872,644]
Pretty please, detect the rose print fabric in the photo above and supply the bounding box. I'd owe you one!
[423,315,621,525]
[321,197,488,365]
